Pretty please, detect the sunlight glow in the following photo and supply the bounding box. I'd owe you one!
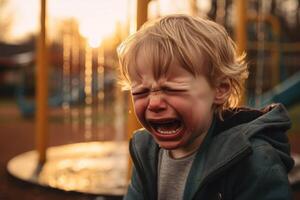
[49,0,128,48]
[78,16,115,48]
[159,0,190,15]
[49,0,127,48]
[3,0,130,45]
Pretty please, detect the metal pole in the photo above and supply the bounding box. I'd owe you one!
[36,0,48,164]
[234,0,247,105]
[127,0,151,137]
[127,0,150,140]
[137,0,150,29]
[189,0,198,16]
[235,0,247,56]
[127,0,150,181]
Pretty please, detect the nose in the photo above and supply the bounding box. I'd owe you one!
[147,91,167,113]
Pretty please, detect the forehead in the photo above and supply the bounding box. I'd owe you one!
[129,51,194,86]
[128,39,172,81]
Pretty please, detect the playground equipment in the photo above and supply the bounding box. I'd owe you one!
[259,71,300,108]
[6,0,300,197]
[7,0,137,197]
[246,7,300,108]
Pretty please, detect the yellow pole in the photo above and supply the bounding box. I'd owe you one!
[234,0,247,105]
[127,0,149,181]
[235,0,247,56]
[136,0,150,30]
[127,0,150,140]
[127,0,150,139]
[189,0,198,16]
[36,0,48,164]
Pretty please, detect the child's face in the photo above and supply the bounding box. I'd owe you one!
[129,56,216,157]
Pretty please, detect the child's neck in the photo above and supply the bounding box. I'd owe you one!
[169,131,208,159]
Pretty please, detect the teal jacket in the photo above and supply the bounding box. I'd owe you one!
[124,104,294,200]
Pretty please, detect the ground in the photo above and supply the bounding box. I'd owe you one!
[0,100,300,199]
[0,100,122,200]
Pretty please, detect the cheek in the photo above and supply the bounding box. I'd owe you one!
[167,97,195,122]
[165,96,186,107]
[169,96,213,127]
[133,99,148,124]
[167,95,197,111]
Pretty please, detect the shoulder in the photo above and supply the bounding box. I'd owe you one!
[225,138,292,199]
[229,138,290,195]
[132,128,153,142]
[131,128,156,147]
[232,138,289,178]
[245,136,293,173]
[216,134,288,179]
[245,138,287,175]
[249,138,283,167]
[130,128,158,156]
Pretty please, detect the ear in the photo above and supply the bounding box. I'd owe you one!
[214,78,231,105]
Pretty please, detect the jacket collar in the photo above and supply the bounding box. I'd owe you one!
[184,103,292,199]
[184,116,252,199]
[130,104,292,200]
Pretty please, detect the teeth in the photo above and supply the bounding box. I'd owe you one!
[157,127,181,135]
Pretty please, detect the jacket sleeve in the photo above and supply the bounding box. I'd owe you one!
[123,166,144,200]
[228,140,293,200]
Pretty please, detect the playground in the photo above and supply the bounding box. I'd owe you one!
[0,0,300,199]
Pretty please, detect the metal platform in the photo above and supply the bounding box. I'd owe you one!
[7,141,129,196]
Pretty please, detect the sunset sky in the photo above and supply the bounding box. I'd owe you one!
[1,0,219,46]
[2,0,132,46]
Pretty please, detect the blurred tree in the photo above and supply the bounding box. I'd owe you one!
[0,0,14,42]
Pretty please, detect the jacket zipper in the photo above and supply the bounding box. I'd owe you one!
[192,146,252,200]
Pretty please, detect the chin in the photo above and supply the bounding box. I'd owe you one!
[156,140,182,150]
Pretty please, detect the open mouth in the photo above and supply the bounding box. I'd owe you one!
[148,119,183,135]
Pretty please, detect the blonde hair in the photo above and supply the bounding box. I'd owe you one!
[117,14,248,115]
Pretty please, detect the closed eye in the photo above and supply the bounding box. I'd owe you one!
[162,87,187,93]
[132,89,150,96]
[132,87,187,96]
